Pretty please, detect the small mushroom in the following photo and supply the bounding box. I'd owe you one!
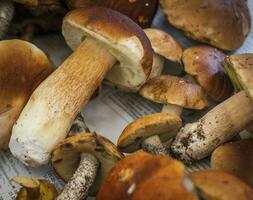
[211,139,253,187]
[189,170,253,200]
[117,113,182,154]
[9,6,153,167]
[63,0,158,28]
[140,75,209,117]
[13,176,58,200]
[51,132,124,199]
[183,45,233,101]
[171,54,253,163]
[97,151,198,200]
[144,28,183,79]
[0,39,54,149]
[160,0,251,51]
[0,0,15,39]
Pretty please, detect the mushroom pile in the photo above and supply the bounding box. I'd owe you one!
[0,0,253,200]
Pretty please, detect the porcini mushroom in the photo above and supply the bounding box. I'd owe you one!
[97,151,198,200]
[171,54,253,163]
[160,0,251,51]
[9,6,153,167]
[51,132,124,199]
[189,170,253,200]
[0,39,54,149]
[63,0,158,28]
[140,75,209,117]
[183,45,233,101]
[211,139,253,187]
[144,28,183,79]
[0,0,15,38]
[117,113,182,154]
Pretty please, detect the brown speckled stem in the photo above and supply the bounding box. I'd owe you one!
[142,135,168,155]
[69,114,90,136]
[57,153,99,200]
[0,0,14,38]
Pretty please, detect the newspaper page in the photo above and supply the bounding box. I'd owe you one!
[1,2,253,199]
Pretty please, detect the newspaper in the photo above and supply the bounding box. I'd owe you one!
[1,2,253,199]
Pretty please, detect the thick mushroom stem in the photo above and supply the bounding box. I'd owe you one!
[0,0,14,38]
[162,104,183,117]
[57,153,99,200]
[171,91,253,163]
[141,135,167,155]
[10,37,116,166]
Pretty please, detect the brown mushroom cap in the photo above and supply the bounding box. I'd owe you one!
[224,54,253,99]
[144,28,183,62]
[160,0,251,51]
[190,170,253,200]
[117,113,182,153]
[139,75,209,110]
[63,0,158,28]
[211,139,253,187]
[0,39,53,149]
[183,45,233,101]
[63,7,153,91]
[97,151,198,200]
[51,132,124,195]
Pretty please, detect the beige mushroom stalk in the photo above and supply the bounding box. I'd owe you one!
[171,54,253,163]
[52,132,124,200]
[0,39,54,149]
[9,6,153,167]
[0,0,15,38]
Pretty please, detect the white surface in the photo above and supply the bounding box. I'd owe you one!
[1,2,253,199]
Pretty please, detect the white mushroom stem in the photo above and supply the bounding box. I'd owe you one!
[0,0,14,38]
[57,153,99,200]
[171,91,253,163]
[141,135,167,155]
[10,37,117,166]
[162,104,183,117]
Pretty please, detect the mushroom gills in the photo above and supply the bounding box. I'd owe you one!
[56,153,99,200]
[0,0,14,38]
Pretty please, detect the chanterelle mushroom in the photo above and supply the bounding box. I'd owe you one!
[97,151,198,200]
[171,54,253,163]
[183,45,233,101]
[190,170,253,200]
[0,0,15,39]
[63,0,158,28]
[117,113,182,155]
[160,0,251,51]
[9,6,153,167]
[0,39,53,149]
[211,139,253,187]
[51,132,124,199]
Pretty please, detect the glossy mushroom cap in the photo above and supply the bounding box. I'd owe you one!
[63,0,158,28]
[211,139,253,187]
[51,132,124,195]
[0,39,53,149]
[140,75,209,110]
[190,170,253,200]
[97,151,198,200]
[183,45,233,101]
[117,113,182,153]
[63,7,153,91]
[160,0,251,51]
[224,53,253,99]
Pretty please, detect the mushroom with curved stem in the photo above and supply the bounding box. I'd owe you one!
[182,45,233,102]
[51,132,124,200]
[171,54,253,163]
[0,39,54,149]
[97,151,199,200]
[63,0,158,28]
[0,0,15,39]
[9,6,153,167]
